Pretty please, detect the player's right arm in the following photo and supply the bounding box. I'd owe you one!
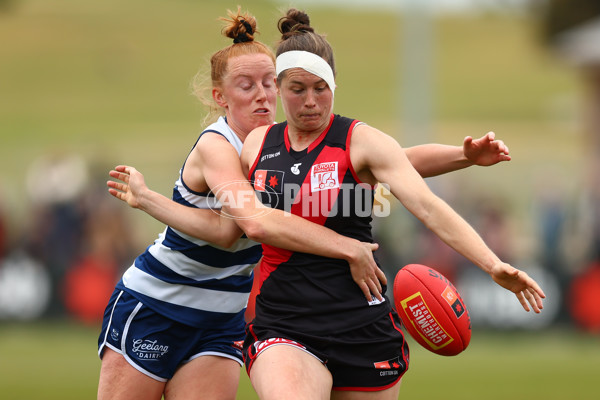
[107,164,243,248]
[109,130,385,301]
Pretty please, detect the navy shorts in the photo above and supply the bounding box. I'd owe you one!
[243,311,410,391]
[98,289,245,381]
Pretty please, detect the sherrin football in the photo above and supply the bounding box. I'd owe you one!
[393,264,471,356]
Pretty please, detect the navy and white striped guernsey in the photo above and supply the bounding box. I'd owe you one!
[116,116,262,329]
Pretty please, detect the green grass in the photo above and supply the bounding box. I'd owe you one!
[403,329,600,399]
[1,321,598,399]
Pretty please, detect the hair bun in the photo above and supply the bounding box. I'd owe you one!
[221,8,257,44]
[233,18,254,43]
[278,8,314,38]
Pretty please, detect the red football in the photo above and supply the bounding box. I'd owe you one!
[393,264,471,356]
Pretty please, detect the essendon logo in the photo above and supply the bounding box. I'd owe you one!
[373,356,404,369]
[254,169,285,193]
[441,286,466,319]
[399,292,454,351]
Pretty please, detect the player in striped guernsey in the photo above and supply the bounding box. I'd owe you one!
[96,12,273,400]
[97,9,382,400]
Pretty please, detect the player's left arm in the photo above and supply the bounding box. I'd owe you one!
[350,124,545,313]
[404,132,511,178]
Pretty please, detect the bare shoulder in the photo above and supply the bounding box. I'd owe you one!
[195,130,231,150]
[241,125,271,170]
[244,125,270,149]
[184,131,240,192]
[352,123,399,146]
[350,123,403,171]
[192,131,240,162]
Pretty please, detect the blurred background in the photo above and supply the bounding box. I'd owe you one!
[0,0,599,399]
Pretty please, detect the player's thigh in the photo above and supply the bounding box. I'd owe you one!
[250,345,332,400]
[330,379,402,400]
[98,347,165,400]
[164,355,241,400]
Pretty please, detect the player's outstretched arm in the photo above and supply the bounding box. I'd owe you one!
[351,125,544,312]
[107,165,244,248]
[405,131,511,178]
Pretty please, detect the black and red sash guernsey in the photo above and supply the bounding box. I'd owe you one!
[248,114,391,335]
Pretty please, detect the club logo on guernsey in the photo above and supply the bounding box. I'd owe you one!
[310,162,339,192]
[254,170,285,194]
[132,339,169,360]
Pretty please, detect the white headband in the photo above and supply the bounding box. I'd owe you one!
[276,50,336,94]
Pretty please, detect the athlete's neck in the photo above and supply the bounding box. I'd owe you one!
[287,114,333,151]
[225,116,250,143]
[287,131,319,151]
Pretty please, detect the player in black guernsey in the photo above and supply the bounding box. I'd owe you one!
[248,114,390,334]
[245,114,409,391]
[240,8,546,400]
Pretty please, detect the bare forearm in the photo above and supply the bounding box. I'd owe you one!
[420,197,500,274]
[138,188,242,247]
[405,144,472,178]
[237,209,363,263]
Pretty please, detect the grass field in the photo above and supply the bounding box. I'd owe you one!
[1,321,599,399]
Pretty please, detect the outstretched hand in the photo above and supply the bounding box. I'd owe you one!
[490,262,546,313]
[464,132,511,166]
[348,242,388,303]
[106,165,147,209]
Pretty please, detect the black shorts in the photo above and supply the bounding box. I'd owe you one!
[243,311,410,391]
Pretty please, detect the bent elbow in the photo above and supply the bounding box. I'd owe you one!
[240,220,267,243]
[216,235,239,249]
